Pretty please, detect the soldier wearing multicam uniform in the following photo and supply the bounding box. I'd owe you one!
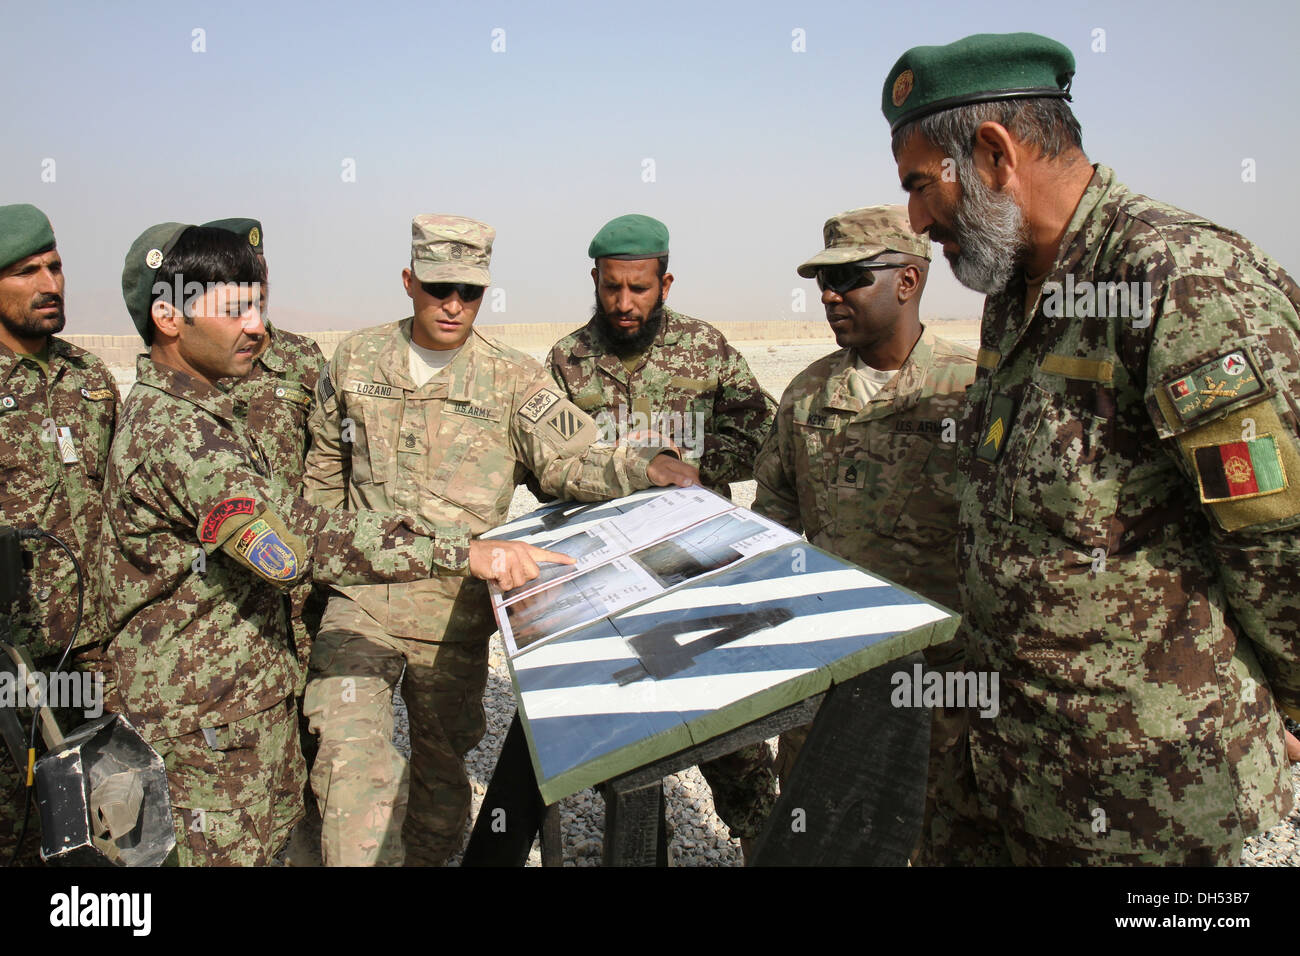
[0,204,118,865]
[546,214,779,851]
[101,222,561,866]
[752,205,976,862]
[886,32,1300,864]
[301,214,696,867]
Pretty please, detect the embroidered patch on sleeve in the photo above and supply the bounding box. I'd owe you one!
[273,383,313,409]
[519,388,561,424]
[80,387,116,401]
[199,497,257,543]
[976,394,1015,463]
[1166,350,1264,426]
[1192,434,1288,503]
[232,518,299,581]
[548,408,580,440]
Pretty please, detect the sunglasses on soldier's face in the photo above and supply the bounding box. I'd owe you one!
[815,263,905,295]
[420,281,486,302]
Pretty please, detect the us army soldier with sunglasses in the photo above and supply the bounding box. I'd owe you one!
[301,214,698,866]
[752,205,977,862]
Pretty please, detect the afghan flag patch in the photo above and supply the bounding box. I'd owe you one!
[1193,435,1288,502]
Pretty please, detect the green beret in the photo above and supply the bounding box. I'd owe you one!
[0,204,56,273]
[203,217,263,254]
[121,222,193,341]
[588,214,669,261]
[882,32,1075,134]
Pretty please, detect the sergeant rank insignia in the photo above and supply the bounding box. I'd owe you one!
[1192,435,1288,503]
[976,395,1014,463]
[1166,349,1264,425]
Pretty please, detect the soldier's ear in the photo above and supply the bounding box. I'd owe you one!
[591,266,599,288]
[896,265,922,304]
[402,267,416,301]
[151,299,183,338]
[972,121,1017,191]
[659,272,674,301]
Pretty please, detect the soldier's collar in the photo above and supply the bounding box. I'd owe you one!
[1051,164,1120,280]
[255,321,286,373]
[0,335,75,381]
[135,355,239,420]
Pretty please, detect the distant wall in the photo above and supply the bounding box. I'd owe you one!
[66,320,836,365]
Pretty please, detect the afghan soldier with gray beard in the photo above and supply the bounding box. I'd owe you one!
[301,214,697,866]
[886,32,1300,864]
[546,214,779,857]
[752,205,977,863]
[0,204,118,865]
[100,222,563,866]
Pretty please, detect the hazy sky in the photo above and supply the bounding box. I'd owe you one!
[4,0,1297,336]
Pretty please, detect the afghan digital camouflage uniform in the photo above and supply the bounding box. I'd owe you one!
[220,324,326,667]
[752,330,977,859]
[100,356,471,866]
[547,308,779,839]
[952,164,1300,865]
[0,337,117,865]
[302,322,667,866]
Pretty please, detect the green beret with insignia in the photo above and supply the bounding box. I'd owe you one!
[588,214,670,261]
[203,217,263,254]
[121,222,193,341]
[882,32,1075,134]
[797,205,930,278]
[0,204,56,272]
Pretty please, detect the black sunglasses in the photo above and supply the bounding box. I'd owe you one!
[420,281,485,302]
[815,263,905,296]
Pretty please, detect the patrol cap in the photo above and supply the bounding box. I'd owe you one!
[411,214,493,285]
[796,205,930,278]
[588,214,669,261]
[121,222,192,340]
[883,32,1075,134]
[203,217,263,255]
[0,204,56,272]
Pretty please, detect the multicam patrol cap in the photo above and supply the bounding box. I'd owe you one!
[203,217,264,255]
[588,214,670,260]
[411,215,493,285]
[796,205,930,278]
[0,204,56,272]
[882,32,1075,134]
[121,222,193,340]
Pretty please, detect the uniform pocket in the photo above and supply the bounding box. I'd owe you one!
[997,383,1119,551]
[436,407,513,522]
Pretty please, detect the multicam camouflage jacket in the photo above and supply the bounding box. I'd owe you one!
[958,164,1300,857]
[100,356,471,742]
[752,330,975,613]
[0,338,117,658]
[546,309,775,489]
[302,321,667,641]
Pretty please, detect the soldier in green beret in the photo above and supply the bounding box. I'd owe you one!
[546,214,779,858]
[0,204,118,865]
[100,221,569,865]
[885,31,1300,865]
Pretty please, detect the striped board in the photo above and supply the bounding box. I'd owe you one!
[484,490,959,804]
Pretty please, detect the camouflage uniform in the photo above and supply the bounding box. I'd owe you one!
[953,164,1300,864]
[302,322,665,866]
[100,356,471,866]
[547,308,778,840]
[0,337,118,864]
[752,330,977,857]
[220,323,326,666]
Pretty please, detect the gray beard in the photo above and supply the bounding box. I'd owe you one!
[950,162,1031,295]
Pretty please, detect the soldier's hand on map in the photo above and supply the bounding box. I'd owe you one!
[468,539,576,591]
[647,452,698,488]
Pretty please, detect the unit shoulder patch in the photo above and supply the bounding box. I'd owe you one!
[519,388,561,424]
[1164,349,1265,427]
[200,497,257,543]
[548,408,581,441]
[232,517,299,582]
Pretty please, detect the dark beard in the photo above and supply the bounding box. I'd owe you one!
[0,295,65,341]
[592,294,666,358]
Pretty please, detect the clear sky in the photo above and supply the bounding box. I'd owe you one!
[4,0,1297,336]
